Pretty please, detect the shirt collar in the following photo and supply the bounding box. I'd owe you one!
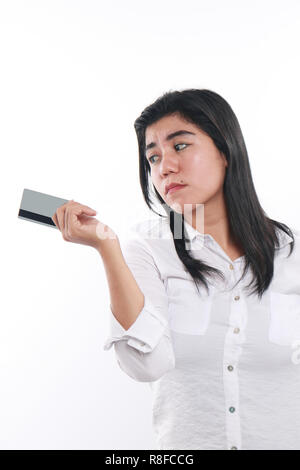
[184,219,211,244]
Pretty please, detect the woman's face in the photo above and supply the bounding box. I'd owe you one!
[145,113,228,215]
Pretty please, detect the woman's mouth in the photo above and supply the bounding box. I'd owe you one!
[167,185,187,195]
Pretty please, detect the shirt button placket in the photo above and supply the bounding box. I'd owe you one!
[224,263,243,450]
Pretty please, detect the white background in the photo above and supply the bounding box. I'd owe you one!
[1,0,300,449]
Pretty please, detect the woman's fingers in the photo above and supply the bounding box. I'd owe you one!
[52,199,74,233]
[53,200,97,236]
[51,199,108,250]
[66,205,96,236]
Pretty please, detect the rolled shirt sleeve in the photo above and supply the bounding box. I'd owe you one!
[102,229,175,382]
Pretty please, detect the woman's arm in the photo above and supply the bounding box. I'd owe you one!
[97,238,145,331]
[51,200,175,382]
[99,236,175,383]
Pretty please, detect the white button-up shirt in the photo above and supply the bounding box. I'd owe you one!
[103,217,300,450]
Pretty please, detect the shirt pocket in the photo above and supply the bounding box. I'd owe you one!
[166,277,215,335]
[269,291,300,345]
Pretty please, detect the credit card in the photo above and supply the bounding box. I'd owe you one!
[18,188,69,229]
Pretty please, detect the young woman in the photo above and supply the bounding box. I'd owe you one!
[52,89,300,451]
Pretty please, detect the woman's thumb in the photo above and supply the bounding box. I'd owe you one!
[85,206,97,213]
[78,207,97,215]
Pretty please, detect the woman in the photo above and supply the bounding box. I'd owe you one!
[52,89,300,450]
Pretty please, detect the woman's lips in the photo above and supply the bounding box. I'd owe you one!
[167,185,187,194]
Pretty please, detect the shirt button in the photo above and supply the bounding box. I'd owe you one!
[234,295,240,301]
[227,365,234,371]
[229,264,234,270]
[233,327,240,334]
[229,406,235,413]
[230,446,238,450]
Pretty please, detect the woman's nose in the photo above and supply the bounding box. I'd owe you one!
[159,151,179,175]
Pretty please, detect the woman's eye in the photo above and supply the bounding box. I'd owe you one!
[175,143,188,151]
[148,143,188,164]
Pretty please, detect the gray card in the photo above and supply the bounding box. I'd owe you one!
[18,188,69,229]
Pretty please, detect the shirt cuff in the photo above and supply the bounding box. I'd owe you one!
[103,295,169,353]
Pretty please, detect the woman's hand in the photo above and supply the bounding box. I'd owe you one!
[51,199,118,250]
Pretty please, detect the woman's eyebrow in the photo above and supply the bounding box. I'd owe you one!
[145,130,195,153]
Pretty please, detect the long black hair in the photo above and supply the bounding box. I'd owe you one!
[133,89,294,300]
